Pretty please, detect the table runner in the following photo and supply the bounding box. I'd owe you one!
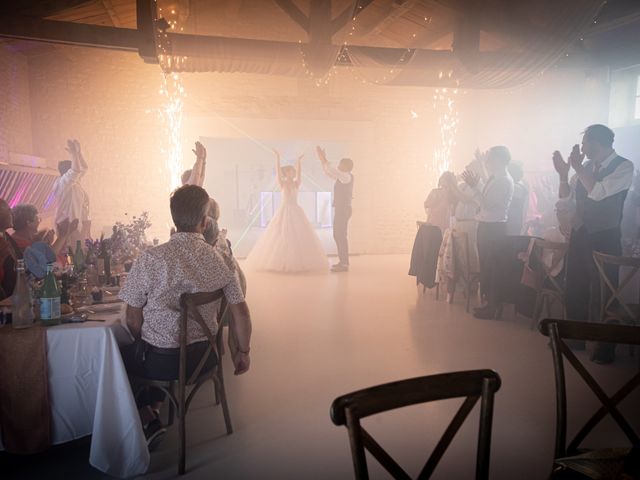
[0,324,51,454]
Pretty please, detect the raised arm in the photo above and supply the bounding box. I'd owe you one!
[51,218,79,255]
[188,141,207,187]
[553,150,571,199]
[294,155,303,188]
[274,149,284,188]
[66,139,87,173]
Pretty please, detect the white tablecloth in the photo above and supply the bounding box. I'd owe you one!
[0,307,150,478]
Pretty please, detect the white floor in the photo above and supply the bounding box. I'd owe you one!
[139,254,639,480]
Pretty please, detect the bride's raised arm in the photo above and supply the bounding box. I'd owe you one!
[273,149,284,188]
[294,154,303,188]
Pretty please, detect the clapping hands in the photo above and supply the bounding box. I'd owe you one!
[474,148,487,164]
[552,150,570,177]
[553,144,584,177]
[461,169,480,188]
[568,144,585,171]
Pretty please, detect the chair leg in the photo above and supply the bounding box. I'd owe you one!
[215,373,233,435]
[531,294,542,330]
[168,400,175,427]
[178,407,186,475]
[214,369,221,406]
[167,384,175,427]
[448,278,457,305]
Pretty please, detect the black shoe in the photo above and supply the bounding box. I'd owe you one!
[331,263,349,272]
[145,419,167,452]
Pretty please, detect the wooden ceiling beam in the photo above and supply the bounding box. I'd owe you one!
[0,14,142,51]
[273,0,310,34]
[101,0,123,27]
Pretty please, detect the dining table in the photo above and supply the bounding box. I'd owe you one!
[0,299,150,478]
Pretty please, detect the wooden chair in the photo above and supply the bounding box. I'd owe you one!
[539,319,640,478]
[330,370,501,479]
[448,230,480,312]
[132,290,233,475]
[529,239,569,330]
[592,252,640,327]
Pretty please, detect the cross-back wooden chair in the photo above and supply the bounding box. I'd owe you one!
[529,239,569,330]
[448,230,481,312]
[592,251,640,327]
[330,370,501,480]
[539,319,640,477]
[132,290,233,475]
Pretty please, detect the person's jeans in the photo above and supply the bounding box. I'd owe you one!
[476,221,507,307]
[121,339,216,404]
[333,206,352,265]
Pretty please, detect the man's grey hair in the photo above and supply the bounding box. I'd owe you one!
[170,185,210,232]
[11,204,38,231]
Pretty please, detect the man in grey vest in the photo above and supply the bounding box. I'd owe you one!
[317,146,354,273]
[553,124,634,363]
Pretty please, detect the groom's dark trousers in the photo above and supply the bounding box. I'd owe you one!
[333,206,352,265]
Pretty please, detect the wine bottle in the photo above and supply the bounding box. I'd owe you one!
[40,264,61,326]
[74,240,86,273]
[11,259,34,329]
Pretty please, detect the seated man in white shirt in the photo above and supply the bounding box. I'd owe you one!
[120,184,252,447]
[462,146,515,319]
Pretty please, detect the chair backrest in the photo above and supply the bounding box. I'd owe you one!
[531,239,569,294]
[330,370,501,480]
[539,319,640,458]
[592,251,640,322]
[179,290,227,389]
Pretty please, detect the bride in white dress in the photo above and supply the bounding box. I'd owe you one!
[244,150,328,273]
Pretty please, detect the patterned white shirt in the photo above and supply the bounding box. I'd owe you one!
[119,232,245,348]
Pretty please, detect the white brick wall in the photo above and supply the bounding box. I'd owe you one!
[0,45,33,162]
[3,44,611,253]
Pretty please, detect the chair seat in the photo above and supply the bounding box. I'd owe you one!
[553,448,631,480]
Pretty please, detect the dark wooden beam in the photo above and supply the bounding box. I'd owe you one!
[136,0,158,63]
[0,14,142,51]
[273,0,310,34]
[452,0,480,73]
[308,0,332,43]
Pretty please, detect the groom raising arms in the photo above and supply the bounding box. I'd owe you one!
[316,146,354,273]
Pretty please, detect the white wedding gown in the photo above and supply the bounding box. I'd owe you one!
[245,185,328,273]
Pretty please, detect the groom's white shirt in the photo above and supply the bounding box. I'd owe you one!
[322,163,351,184]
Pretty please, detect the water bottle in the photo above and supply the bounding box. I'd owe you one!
[40,264,61,326]
[11,259,34,329]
